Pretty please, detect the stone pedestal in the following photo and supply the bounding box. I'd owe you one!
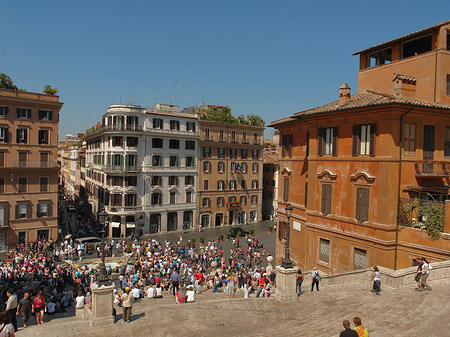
[90,282,115,327]
[274,265,298,302]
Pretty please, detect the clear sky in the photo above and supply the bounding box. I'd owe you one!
[2,1,449,140]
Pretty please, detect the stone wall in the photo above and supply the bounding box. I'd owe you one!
[305,260,450,290]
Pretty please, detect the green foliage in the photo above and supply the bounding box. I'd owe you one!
[0,73,17,90]
[191,238,196,243]
[248,229,255,235]
[199,237,205,243]
[198,106,265,127]
[268,225,274,232]
[218,234,224,240]
[247,114,265,127]
[237,115,249,125]
[237,231,242,237]
[43,85,58,95]
[226,233,231,239]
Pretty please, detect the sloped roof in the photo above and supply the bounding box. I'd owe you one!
[269,90,450,127]
[353,19,450,55]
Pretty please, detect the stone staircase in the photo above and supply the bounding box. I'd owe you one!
[15,280,450,337]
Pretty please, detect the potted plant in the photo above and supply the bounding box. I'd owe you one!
[237,231,242,237]
[200,237,205,243]
[226,233,231,240]
[248,229,255,235]
[268,225,274,233]
[219,234,224,241]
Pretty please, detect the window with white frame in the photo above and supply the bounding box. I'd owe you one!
[217,180,224,190]
[0,127,7,143]
[252,179,258,189]
[169,156,179,167]
[218,161,225,173]
[252,162,259,173]
[37,202,50,217]
[186,156,195,167]
[203,161,211,172]
[229,180,236,190]
[251,195,258,204]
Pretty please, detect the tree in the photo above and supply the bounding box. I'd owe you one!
[247,114,265,127]
[0,73,18,90]
[43,85,58,95]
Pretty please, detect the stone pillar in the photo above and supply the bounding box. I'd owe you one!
[90,283,115,327]
[274,265,298,302]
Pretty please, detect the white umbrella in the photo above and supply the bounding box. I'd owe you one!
[64,234,72,239]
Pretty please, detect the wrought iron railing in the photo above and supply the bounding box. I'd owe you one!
[398,198,445,232]
[414,161,450,176]
[11,161,58,168]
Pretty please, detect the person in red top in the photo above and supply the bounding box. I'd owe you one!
[155,276,161,287]
[256,276,265,298]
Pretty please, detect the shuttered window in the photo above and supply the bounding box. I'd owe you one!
[405,124,416,156]
[354,248,367,270]
[352,124,376,156]
[283,178,289,202]
[319,238,330,263]
[282,134,292,158]
[318,127,338,156]
[321,184,332,215]
[356,187,369,222]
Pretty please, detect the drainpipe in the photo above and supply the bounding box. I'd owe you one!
[433,29,439,103]
[394,107,414,270]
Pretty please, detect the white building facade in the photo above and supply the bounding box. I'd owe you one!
[85,104,198,237]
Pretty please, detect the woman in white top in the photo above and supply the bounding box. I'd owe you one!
[371,266,381,295]
[146,287,155,299]
[155,286,163,298]
[186,286,195,302]
[75,291,85,309]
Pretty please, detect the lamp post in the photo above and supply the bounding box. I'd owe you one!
[97,208,110,286]
[281,203,294,269]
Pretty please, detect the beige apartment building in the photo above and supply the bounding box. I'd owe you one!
[0,89,63,250]
[197,110,264,228]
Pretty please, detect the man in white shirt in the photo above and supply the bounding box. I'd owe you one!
[186,286,195,302]
[146,287,155,299]
[131,286,140,300]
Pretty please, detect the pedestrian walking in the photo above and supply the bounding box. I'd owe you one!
[420,257,432,291]
[371,266,381,295]
[414,257,423,291]
[311,267,320,291]
[16,292,34,328]
[120,287,134,323]
[296,269,304,297]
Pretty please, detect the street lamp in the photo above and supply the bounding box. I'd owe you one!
[97,207,110,286]
[281,203,294,269]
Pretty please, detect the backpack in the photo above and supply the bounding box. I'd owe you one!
[313,271,320,281]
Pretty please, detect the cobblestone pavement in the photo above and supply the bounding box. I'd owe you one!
[14,280,450,337]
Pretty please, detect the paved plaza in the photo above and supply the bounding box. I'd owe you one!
[14,278,450,337]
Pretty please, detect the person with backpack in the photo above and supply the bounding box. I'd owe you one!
[311,267,320,291]
[420,257,432,291]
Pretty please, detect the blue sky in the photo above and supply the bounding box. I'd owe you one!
[2,1,449,140]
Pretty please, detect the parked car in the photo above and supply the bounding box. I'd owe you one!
[229,227,249,237]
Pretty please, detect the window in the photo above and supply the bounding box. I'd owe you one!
[217,196,224,207]
[37,203,51,217]
[318,127,338,156]
[185,176,194,185]
[231,130,236,142]
[203,180,209,190]
[16,108,31,119]
[18,177,27,193]
[218,161,225,173]
[125,176,137,187]
[203,147,211,158]
[405,124,416,156]
[125,194,137,206]
[153,118,163,129]
[169,139,180,149]
[16,128,28,144]
[169,156,179,167]
[16,204,29,219]
[0,127,8,143]
[202,197,210,208]
[252,179,258,189]
[112,154,123,166]
[186,156,194,168]
[0,106,8,117]
[203,161,211,172]
[241,179,246,189]
[217,180,225,190]
[283,178,289,202]
[402,35,432,59]
[240,195,247,205]
[151,192,162,205]
[252,162,259,173]
[204,128,210,140]
[186,191,192,203]
[169,176,178,186]
[447,74,450,96]
[127,137,138,147]
[229,180,236,190]
[0,205,6,227]
[0,178,4,193]
[38,110,52,120]
[241,149,247,159]
[319,238,330,263]
[201,214,210,227]
[38,130,49,145]
[170,191,176,204]
[356,187,369,222]
[242,131,247,143]
[111,194,122,206]
[152,155,162,167]
[282,134,292,157]
[112,136,123,147]
[241,162,247,173]
[152,176,162,186]
[354,248,367,270]
[170,120,180,130]
[219,129,225,141]
[186,121,196,132]
[0,152,4,167]
[185,140,195,150]
[352,124,376,157]
[367,48,392,68]
[252,150,259,160]
[40,177,48,192]
[230,148,237,159]
[321,184,332,215]
[251,195,258,204]
[230,162,236,172]
[218,147,225,158]
[125,154,137,168]
[152,138,163,148]
[228,196,237,203]
[253,133,259,144]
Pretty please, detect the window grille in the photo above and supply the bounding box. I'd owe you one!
[319,238,330,263]
[354,248,367,270]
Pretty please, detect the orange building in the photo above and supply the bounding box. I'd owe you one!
[270,21,450,273]
[0,89,63,250]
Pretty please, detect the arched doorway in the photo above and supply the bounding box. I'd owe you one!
[167,212,178,231]
[215,213,223,227]
[150,214,160,234]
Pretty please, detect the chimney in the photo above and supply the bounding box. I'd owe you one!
[393,73,416,99]
[339,83,351,105]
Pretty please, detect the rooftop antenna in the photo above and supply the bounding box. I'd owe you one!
[158,87,161,103]
[153,85,156,104]
[201,83,205,106]
[174,79,178,105]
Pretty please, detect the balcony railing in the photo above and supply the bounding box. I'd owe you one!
[414,161,450,177]
[11,161,59,168]
[104,124,143,132]
[105,205,143,213]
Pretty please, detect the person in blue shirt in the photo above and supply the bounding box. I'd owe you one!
[170,270,180,296]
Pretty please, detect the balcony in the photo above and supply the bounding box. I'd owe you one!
[253,140,260,145]
[11,161,59,169]
[414,161,450,177]
[105,205,143,214]
[104,124,143,132]
[103,165,141,173]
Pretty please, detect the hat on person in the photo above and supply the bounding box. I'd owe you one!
[125,287,131,292]
[313,267,317,270]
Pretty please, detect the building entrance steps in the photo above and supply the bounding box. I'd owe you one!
[14,280,450,337]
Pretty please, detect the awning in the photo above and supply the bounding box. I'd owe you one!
[126,223,135,228]
[111,222,121,228]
